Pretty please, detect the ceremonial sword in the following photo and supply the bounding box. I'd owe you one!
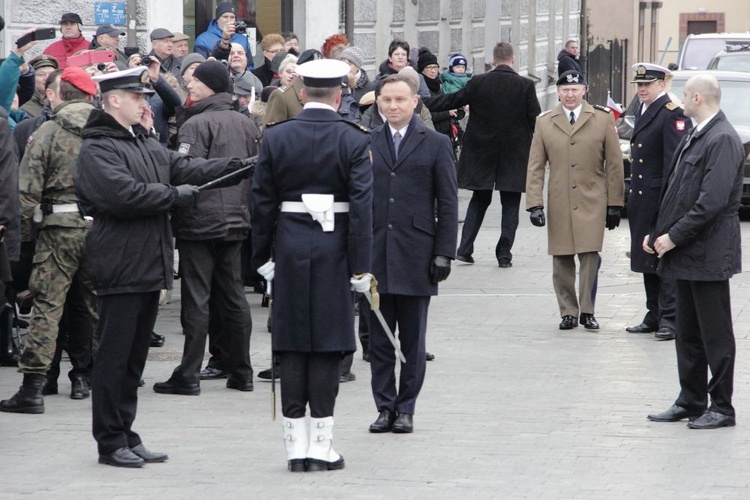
[363,290,406,364]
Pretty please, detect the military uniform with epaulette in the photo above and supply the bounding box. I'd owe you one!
[625,63,691,340]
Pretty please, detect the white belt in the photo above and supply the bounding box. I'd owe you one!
[51,203,79,214]
[280,202,350,213]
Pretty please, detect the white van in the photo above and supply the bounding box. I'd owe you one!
[677,33,750,70]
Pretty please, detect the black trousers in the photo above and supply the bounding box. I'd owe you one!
[205,289,228,371]
[46,276,93,383]
[369,294,430,415]
[92,292,158,455]
[642,272,676,330]
[172,239,252,384]
[339,293,371,374]
[457,189,521,264]
[674,279,735,416]
[280,351,340,418]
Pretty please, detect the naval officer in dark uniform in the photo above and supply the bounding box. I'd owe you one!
[625,63,690,341]
[251,59,373,473]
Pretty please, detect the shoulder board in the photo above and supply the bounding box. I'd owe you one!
[664,101,679,111]
[342,120,370,133]
[593,104,610,113]
[278,85,289,93]
[265,118,291,128]
[538,110,551,117]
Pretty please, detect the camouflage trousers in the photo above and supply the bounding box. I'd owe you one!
[20,227,98,374]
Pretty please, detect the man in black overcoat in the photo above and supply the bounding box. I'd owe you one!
[645,74,744,430]
[625,63,690,341]
[367,73,458,434]
[251,59,373,472]
[423,42,540,267]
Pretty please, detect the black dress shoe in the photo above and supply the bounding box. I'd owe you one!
[288,458,306,472]
[425,352,435,361]
[153,379,200,395]
[559,315,578,330]
[455,254,474,264]
[150,332,165,348]
[579,313,599,330]
[647,404,704,422]
[307,455,345,471]
[497,260,512,268]
[655,327,676,341]
[392,413,413,434]
[626,323,657,334]
[362,351,370,362]
[257,367,280,380]
[687,410,736,429]
[130,444,168,463]
[70,376,90,400]
[226,376,254,392]
[98,447,145,468]
[200,366,228,380]
[369,409,396,433]
[339,371,356,383]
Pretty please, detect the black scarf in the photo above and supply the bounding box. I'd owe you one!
[423,74,441,94]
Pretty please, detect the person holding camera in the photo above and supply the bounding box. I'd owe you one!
[194,2,252,70]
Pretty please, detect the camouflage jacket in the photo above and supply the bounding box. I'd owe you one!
[19,100,94,241]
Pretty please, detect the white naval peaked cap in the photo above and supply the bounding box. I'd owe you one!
[295,59,349,88]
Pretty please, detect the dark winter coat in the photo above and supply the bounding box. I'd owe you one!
[424,64,541,192]
[252,107,372,353]
[75,108,243,295]
[172,93,259,241]
[653,111,744,281]
[370,115,458,296]
[628,94,690,273]
[0,108,19,261]
[557,50,582,76]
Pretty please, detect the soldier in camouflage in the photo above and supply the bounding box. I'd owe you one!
[0,67,99,414]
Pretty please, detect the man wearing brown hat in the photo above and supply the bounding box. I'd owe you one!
[0,67,99,414]
[172,32,190,58]
[20,55,59,117]
[154,60,258,396]
[525,69,623,331]
[43,13,89,68]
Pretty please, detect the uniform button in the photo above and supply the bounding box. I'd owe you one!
[638,144,643,148]
[389,198,394,204]
[639,159,643,163]
[572,185,576,189]
[638,174,643,179]
[629,189,633,193]
[570,141,575,145]
[573,206,577,210]
[638,191,643,195]
[571,163,576,168]
[630,141,634,146]
[390,172,396,177]
[387,224,393,230]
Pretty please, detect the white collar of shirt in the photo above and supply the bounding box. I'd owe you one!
[388,123,409,139]
[641,91,666,114]
[564,104,582,122]
[303,102,337,112]
[128,126,136,137]
[694,112,719,133]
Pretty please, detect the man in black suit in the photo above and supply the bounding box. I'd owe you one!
[424,42,540,267]
[367,73,458,434]
[624,63,690,341]
[645,74,744,430]
[252,59,373,471]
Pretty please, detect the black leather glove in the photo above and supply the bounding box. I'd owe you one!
[430,256,451,284]
[529,206,545,227]
[240,156,258,178]
[173,185,199,207]
[606,206,622,230]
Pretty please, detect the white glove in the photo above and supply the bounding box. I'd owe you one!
[350,274,371,293]
[257,261,275,281]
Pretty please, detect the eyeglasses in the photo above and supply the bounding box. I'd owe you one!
[424,65,439,71]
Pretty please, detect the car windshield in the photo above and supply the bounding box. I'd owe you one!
[682,40,727,69]
[670,78,750,128]
[710,53,750,72]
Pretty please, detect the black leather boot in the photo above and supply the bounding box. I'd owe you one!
[0,303,18,366]
[0,373,46,414]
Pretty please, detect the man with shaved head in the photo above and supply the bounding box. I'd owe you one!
[645,74,745,430]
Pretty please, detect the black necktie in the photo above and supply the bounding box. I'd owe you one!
[569,111,576,125]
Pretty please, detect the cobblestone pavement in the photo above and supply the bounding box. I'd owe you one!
[3,191,750,499]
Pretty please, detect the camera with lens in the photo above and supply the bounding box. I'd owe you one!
[96,62,107,71]
[235,21,247,34]
[140,54,153,66]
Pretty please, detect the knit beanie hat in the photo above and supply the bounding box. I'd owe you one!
[448,53,468,70]
[215,2,236,19]
[417,48,438,73]
[181,53,206,77]
[339,46,364,69]
[192,60,230,94]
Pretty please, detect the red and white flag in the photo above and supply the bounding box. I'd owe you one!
[606,93,623,121]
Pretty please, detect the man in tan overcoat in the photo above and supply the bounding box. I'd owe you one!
[526,70,623,330]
